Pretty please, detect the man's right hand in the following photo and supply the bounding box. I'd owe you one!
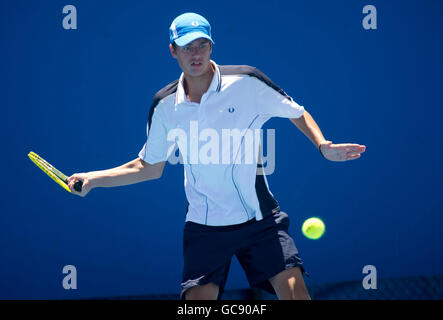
[67,173,93,197]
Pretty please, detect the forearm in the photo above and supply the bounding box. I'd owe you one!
[290,111,327,148]
[88,158,164,188]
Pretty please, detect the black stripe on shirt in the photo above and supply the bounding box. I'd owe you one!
[219,65,294,102]
[147,79,179,136]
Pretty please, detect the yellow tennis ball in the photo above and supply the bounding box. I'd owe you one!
[302,217,325,240]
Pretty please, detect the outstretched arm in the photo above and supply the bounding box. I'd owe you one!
[290,111,366,162]
[67,158,165,197]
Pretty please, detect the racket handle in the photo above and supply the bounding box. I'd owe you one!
[74,181,83,192]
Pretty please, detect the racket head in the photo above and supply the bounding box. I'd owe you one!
[28,152,71,193]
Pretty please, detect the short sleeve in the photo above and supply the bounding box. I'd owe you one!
[138,105,176,164]
[252,77,305,119]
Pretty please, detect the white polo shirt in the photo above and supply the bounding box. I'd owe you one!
[138,60,305,226]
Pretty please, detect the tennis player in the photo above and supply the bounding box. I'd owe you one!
[67,13,366,300]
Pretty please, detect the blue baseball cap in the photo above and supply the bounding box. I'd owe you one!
[169,13,214,46]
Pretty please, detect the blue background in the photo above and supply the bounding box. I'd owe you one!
[1,0,442,299]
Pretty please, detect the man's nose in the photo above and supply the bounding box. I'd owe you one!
[192,48,202,57]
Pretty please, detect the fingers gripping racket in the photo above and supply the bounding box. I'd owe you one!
[28,152,83,192]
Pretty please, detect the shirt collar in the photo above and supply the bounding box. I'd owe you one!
[175,60,221,106]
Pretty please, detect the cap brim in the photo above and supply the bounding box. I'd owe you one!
[174,31,214,47]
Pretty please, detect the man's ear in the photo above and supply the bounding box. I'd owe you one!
[169,44,177,59]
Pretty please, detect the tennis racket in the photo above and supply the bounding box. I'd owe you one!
[28,151,83,192]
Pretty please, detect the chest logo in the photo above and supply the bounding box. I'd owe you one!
[228,107,235,113]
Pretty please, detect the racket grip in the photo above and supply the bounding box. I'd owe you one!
[74,181,83,192]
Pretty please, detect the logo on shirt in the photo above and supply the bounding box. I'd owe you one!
[228,107,235,113]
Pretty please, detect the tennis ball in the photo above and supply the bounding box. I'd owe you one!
[302,217,325,240]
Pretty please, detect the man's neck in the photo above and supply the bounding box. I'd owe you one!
[183,63,215,104]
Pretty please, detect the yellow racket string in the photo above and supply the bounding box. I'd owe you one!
[28,152,71,193]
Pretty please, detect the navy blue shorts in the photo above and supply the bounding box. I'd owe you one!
[181,211,308,299]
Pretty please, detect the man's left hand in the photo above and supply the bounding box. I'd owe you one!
[319,141,366,162]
